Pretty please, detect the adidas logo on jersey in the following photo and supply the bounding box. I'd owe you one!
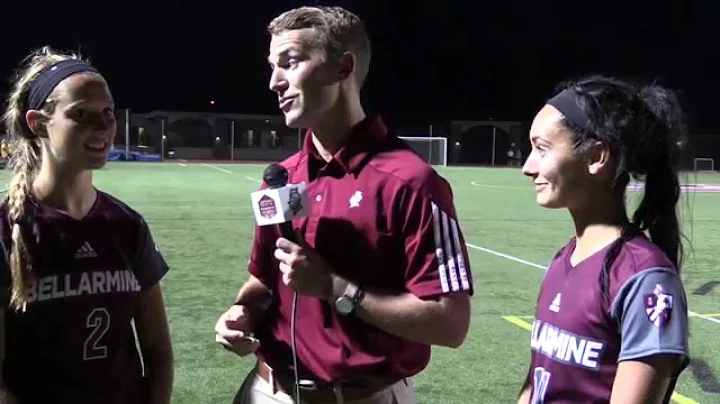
[75,242,97,259]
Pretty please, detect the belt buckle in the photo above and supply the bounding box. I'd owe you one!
[298,379,317,391]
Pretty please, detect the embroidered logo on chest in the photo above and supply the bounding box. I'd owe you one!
[349,191,363,208]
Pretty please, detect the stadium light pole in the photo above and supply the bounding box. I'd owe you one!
[230,120,235,162]
[160,118,165,161]
[491,126,497,166]
[429,125,433,164]
[125,109,130,159]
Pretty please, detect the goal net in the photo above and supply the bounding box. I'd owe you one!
[694,158,715,172]
[399,136,448,166]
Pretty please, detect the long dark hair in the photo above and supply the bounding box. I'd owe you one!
[554,76,687,307]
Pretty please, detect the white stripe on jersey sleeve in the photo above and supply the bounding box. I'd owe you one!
[450,218,471,290]
[432,203,450,293]
[431,202,470,293]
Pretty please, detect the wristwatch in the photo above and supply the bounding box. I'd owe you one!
[334,282,364,316]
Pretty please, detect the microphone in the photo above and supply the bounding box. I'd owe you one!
[251,163,310,242]
[252,164,314,399]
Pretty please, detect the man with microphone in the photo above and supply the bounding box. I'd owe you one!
[215,5,474,404]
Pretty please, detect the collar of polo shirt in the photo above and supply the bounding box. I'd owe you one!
[301,116,388,175]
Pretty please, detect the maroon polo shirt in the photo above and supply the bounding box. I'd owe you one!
[248,116,473,384]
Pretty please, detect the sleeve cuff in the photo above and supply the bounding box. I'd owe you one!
[248,260,274,288]
[407,279,473,299]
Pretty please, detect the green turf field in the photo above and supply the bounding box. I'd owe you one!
[77,162,720,403]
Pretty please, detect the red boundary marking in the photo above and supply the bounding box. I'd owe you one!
[163,160,524,168]
[149,159,269,165]
[178,159,268,165]
[628,182,720,193]
[119,159,720,175]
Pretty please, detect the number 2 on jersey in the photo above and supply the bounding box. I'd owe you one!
[531,367,551,404]
[84,308,111,361]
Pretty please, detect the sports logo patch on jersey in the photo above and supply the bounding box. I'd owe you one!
[645,284,673,327]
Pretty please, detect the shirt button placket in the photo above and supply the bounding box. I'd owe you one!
[305,183,323,245]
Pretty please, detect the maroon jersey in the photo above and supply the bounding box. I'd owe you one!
[0,191,169,403]
[250,116,473,383]
[528,236,689,403]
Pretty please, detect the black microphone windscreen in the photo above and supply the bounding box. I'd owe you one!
[263,163,289,189]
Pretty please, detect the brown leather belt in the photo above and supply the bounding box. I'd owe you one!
[256,360,402,402]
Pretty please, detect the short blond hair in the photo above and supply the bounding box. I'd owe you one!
[268,6,371,88]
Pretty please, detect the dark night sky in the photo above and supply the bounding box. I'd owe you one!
[1,0,718,133]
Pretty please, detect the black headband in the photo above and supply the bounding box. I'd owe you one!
[25,59,98,112]
[546,89,592,132]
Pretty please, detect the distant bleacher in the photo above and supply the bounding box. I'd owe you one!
[108,147,162,162]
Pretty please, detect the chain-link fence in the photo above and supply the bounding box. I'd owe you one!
[112,109,305,163]
[110,109,719,170]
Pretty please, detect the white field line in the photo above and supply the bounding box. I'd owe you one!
[202,166,717,324]
[466,243,546,270]
[201,163,232,174]
[201,165,260,184]
[465,243,718,325]
[470,181,527,191]
[201,165,718,326]
[689,311,720,324]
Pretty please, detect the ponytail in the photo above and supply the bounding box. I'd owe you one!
[631,85,685,269]
[631,164,682,266]
[7,156,38,312]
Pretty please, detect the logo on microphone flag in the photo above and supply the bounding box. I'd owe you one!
[259,194,277,219]
[251,182,309,226]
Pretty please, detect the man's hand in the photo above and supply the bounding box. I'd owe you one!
[214,305,260,357]
[274,232,335,300]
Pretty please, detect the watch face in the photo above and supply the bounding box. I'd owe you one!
[335,297,353,314]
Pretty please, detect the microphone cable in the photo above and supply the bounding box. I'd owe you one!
[290,291,301,402]
[260,162,306,402]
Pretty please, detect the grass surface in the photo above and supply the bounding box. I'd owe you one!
[79,162,720,403]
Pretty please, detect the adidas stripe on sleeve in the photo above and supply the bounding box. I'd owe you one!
[403,179,473,298]
[431,202,471,293]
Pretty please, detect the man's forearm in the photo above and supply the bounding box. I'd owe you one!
[328,277,469,348]
[235,275,272,310]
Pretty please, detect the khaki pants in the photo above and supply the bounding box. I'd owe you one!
[233,367,417,404]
